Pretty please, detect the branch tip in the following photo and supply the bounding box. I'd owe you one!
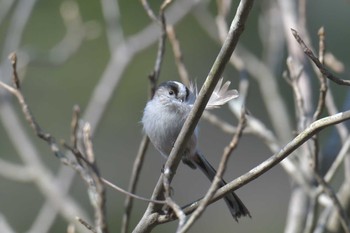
[318,26,325,36]
[8,52,20,89]
[8,52,17,65]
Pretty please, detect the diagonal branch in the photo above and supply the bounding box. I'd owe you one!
[134,0,254,232]
[291,28,350,86]
[1,53,109,233]
[155,109,350,223]
[314,173,350,233]
[187,110,350,213]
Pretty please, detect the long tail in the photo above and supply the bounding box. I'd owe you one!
[192,152,251,221]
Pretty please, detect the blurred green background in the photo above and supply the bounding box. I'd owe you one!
[1,0,350,232]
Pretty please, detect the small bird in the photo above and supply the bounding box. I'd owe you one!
[141,78,250,220]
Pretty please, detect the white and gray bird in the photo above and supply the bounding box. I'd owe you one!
[141,78,250,220]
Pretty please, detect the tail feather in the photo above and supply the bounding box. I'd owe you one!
[192,152,251,220]
[188,78,239,109]
[206,78,239,109]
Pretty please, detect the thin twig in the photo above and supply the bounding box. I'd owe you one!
[8,52,20,89]
[140,0,158,21]
[76,217,96,233]
[285,56,306,130]
[121,135,150,233]
[1,1,200,233]
[167,25,190,86]
[314,173,350,233]
[229,99,315,196]
[1,55,68,162]
[291,28,350,86]
[141,0,172,95]
[122,1,173,232]
[71,105,80,148]
[81,123,108,233]
[83,124,95,163]
[202,110,350,209]
[202,111,237,134]
[1,53,109,233]
[149,9,165,89]
[324,136,350,183]
[162,167,187,231]
[311,26,328,173]
[103,178,166,204]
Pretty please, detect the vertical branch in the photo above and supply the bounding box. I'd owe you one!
[82,124,109,233]
[121,135,150,233]
[162,168,187,231]
[167,25,190,86]
[140,0,172,94]
[70,105,80,148]
[121,1,172,232]
[9,53,20,89]
[311,26,328,173]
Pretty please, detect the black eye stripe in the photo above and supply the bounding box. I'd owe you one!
[169,84,179,96]
[158,81,179,97]
[185,86,189,100]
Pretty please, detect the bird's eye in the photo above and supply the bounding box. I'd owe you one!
[169,90,174,96]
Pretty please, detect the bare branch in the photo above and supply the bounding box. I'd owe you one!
[291,28,350,86]
[210,110,350,206]
[71,105,80,148]
[76,217,96,233]
[1,53,109,233]
[162,167,187,231]
[156,109,350,223]
[102,178,166,204]
[121,135,150,233]
[314,173,350,233]
[311,26,328,174]
[8,52,19,89]
[324,136,350,183]
[167,25,190,85]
